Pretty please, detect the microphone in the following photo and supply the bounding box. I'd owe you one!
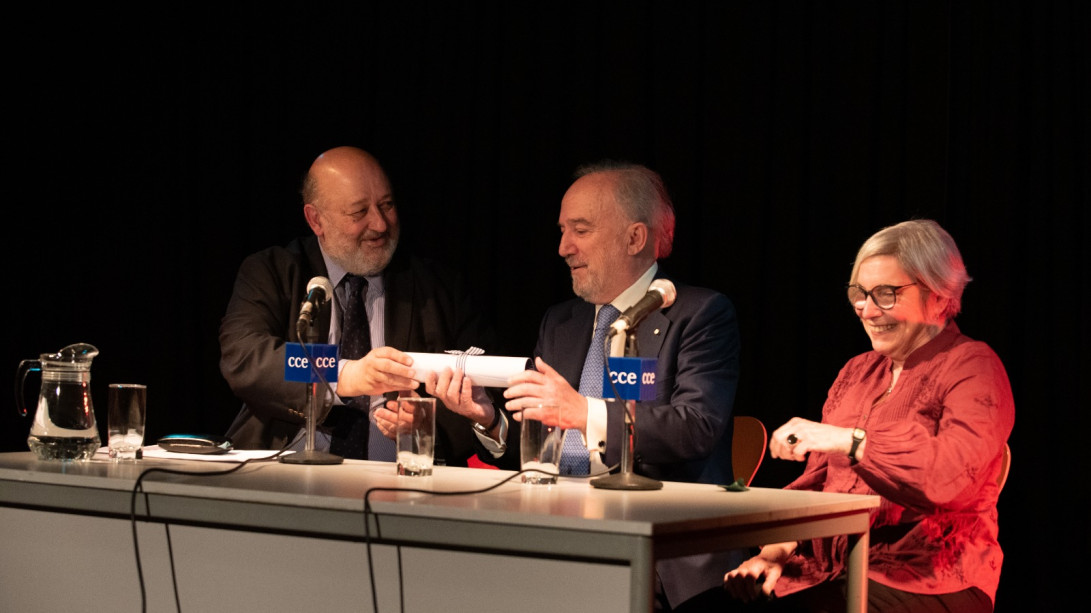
[296,276,333,334]
[608,279,677,337]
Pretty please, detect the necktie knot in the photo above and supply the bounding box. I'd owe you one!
[597,304,621,332]
[345,274,368,300]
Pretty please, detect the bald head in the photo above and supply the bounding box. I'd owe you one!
[302,146,400,276]
[302,146,386,205]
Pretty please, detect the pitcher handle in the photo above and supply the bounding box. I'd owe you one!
[15,359,41,417]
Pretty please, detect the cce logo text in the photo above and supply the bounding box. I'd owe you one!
[287,356,338,369]
[610,371,656,385]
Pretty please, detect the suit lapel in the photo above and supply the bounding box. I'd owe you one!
[635,310,669,358]
[553,301,595,387]
[634,271,675,358]
[303,236,333,341]
[382,257,414,350]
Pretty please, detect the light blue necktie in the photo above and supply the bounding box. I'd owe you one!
[560,304,620,475]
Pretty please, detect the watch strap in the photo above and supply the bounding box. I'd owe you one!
[472,409,508,457]
[849,428,866,464]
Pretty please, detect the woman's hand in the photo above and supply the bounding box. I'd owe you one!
[770,417,857,461]
[723,541,796,602]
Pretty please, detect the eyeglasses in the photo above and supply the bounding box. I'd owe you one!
[846,283,917,310]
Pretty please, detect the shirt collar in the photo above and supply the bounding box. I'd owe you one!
[601,262,659,314]
[901,321,961,370]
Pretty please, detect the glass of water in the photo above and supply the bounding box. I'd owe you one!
[396,397,435,476]
[520,404,562,484]
[107,384,147,461]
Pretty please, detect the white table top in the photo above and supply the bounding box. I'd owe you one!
[0,451,879,562]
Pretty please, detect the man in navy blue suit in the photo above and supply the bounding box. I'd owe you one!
[427,161,743,611]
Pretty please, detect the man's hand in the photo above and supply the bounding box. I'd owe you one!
[503,357,587,430]
[338,346,419,397]
[425,367,495,428]
[373,390,420,440]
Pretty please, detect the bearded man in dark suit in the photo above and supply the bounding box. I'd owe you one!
[220,146,492,464]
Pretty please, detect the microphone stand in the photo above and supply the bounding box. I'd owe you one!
[590,328,663,490]
[281,323,343,465]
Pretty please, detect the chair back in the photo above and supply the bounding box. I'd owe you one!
[997,442,1011,492]
[732,416,768,486]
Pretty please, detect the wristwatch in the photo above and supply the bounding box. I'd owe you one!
[849,428,866,464]
[472,408,508,456]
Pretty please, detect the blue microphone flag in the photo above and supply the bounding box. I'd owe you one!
[284,343,339,383]
[603,357,658,401]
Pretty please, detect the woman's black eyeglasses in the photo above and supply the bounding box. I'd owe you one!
[846,283,916,310]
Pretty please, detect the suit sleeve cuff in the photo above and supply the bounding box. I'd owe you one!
[472,410,509,458]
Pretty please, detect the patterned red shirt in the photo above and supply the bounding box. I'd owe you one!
[777,322,1015,604]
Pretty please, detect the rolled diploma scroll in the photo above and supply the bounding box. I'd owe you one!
[405,353,533,388]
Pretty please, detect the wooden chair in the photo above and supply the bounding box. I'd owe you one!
[732,416,768,486]
[997,443,1011,492]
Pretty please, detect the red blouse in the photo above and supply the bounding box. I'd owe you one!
[777,322,1015,604]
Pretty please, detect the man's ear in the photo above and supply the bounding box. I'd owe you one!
[627,222,649,255]
[303,203,323,236]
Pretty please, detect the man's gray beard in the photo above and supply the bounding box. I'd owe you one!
[571,276,598,303]
[331,237,399,277]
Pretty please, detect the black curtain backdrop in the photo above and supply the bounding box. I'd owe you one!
[5,2,1086,611]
